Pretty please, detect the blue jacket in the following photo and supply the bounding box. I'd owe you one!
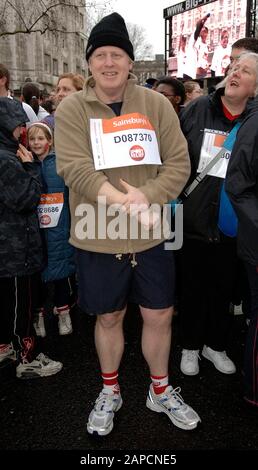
[40,151,75,282]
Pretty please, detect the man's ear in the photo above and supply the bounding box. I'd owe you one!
[87,58,92,76]
[174,95,182,104]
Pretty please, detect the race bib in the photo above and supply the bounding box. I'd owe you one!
[90,112,161,170]
[198,129,231,179]
[37,193,64,228]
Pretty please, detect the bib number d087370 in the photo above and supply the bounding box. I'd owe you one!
[90,112,161,170]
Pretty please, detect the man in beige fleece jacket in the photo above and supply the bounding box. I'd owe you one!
[55,12,200,436]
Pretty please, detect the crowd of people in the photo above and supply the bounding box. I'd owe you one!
[0,65,84,376]
[176,17,258,81]
[177,13,233,80]
[0,11,257,441]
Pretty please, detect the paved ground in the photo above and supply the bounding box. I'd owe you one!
[0,305,257,458]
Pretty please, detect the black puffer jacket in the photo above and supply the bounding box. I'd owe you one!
[225,100,258,266]
[179,88,250,243]
[0,97,43,277]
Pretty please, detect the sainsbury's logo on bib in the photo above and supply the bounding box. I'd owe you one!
[102,113,153,133]
[90,112,161,170]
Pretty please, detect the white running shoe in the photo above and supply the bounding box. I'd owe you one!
[16,353,62,379]
[33,310,46,338]
[54,307,73,336]
[202,345,236,374]
[0,343,16,363]
[146,384,201,430]
[87,388,123,436]
[180,349,200,376]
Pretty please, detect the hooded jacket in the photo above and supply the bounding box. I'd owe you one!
[55,74,190,254]
[225,99,258,265]
[0,98,43,277]
[179,88,250,243]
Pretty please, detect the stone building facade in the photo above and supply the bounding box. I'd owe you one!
[0,1,166,94]
[0,0,87,94]
[133,55,165,85]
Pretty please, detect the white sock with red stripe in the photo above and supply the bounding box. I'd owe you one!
[102,370,120,394]
[151,374,169,395]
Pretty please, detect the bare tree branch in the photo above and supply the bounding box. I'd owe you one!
[6,0,28,31]
[0,0,87,37]
[0,27,82,36]
[127,23,153,60]
[28,2,76,32]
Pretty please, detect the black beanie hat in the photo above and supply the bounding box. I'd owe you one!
[86,12,134,62]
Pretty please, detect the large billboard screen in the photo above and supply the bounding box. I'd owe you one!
[164,0,248,79]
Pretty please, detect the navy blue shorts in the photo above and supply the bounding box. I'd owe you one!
[76,242,175,315]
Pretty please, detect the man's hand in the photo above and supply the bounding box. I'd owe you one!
[120,179,161,230]
[17,144,34,163]
[137,207,161,230]
[120,178,149,214]
[202,12,210,25]
[98,179,160,230]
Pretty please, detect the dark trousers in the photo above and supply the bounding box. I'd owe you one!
[244,263,258,406]
[178,238,238,350]
[37,274,77,310]
[0,273,41,361]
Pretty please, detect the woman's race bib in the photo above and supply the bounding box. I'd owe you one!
[198,129,231,179]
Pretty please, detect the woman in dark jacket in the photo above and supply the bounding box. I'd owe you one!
[178,52,258,377]
[226,99,258,407]
[0,97,62,378]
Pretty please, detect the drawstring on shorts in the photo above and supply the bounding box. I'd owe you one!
[115,253,138,267]
[130,253,137,267]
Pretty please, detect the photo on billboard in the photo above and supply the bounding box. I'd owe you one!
[166,0,248,79]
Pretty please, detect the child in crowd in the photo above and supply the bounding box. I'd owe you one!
[0,97,62,378]
[27,122,76,337]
